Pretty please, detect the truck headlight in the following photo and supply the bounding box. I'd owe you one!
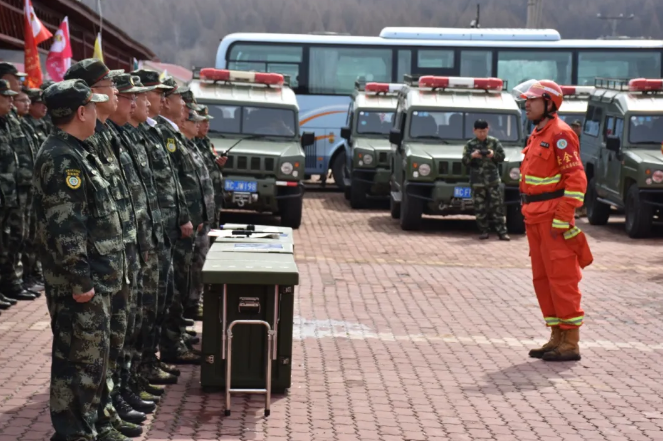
[363,154,373,165]
[280,162,293,175]
[419,164,431,177]
[509,167,521,181]
[652,170,663,183]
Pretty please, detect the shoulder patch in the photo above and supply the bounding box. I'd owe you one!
[556,138,568,149]
[166,138,177,152]
[65,169,82,190]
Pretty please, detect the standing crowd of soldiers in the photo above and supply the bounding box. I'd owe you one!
[1,58,227,441]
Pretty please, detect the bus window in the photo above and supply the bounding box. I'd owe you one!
[497,51,572,90]
[309,47,392,94]
[460,51,492,78]
[577,51,662,86]
[417,50,454,69]
[228,44,303,88]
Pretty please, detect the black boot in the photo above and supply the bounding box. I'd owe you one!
[121,389,156,414]
[111,393,146,424]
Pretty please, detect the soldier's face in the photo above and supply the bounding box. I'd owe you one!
[1,74,21,92]
[0,95,12,116]
[30,102,47,118]
[525,98,546,121]
[146,90,163,115]
[13,92,30,116]
[473,127,489,141]
[180,120,197,138]
[199,120,209,137]
[133,94,149,123]
[117,93,135,119]
[164,94,183,120]
[92,80,118,115]
[572,125,582,137]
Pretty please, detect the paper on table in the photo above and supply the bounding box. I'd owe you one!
[208,229,280,239]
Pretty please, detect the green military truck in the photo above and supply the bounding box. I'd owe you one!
[339,81,401,208]
[189,69,315,229]
[388,75,525,232]
[580,78,663,238]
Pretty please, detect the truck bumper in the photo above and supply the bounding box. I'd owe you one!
[351,168,391,197]
[222,176,304,212]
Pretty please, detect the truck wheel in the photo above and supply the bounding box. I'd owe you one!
[350,181,368,209]
[390,193,401,219]
[586,177,610,225]
[506,204,525,234]
[625,184,652,238]
[331,151,347,191]
[344,186,351,200]
[279,197,303,229]
[399,189,423,230]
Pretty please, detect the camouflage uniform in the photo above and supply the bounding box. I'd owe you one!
[24,114,51,146]
[34,122,124,441]
[462,135,508,235]
[194,135,223,219]
[156,116,206,360]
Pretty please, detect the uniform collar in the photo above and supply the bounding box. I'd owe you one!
[534,114,558,135]
[146,117,157,127]
[160,115,179,132]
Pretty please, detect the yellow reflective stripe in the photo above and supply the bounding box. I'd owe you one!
[544,317,560,326]
[552,219,570,229]
[560,316,584,325]
[563,226,581,240]
[564,190,585,202]
[524,174,561,186]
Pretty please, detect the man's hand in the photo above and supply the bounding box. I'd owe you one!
[197,223,203,232]
[215,156,228,167]
[180,221,193,238]
[73,288,95,303]
[487,149,494,159]
[471,150,483,159]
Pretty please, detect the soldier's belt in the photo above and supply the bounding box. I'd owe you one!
[520,189,565,204]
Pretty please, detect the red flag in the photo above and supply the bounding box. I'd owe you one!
[46,17,72,82]
[24,0,53,88]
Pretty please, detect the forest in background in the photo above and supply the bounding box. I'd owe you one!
[82,0,663,67]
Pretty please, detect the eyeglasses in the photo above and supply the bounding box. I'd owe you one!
[119,94,136,102]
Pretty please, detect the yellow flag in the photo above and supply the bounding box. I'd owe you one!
[159,69,168,81]
[93,32,103,62]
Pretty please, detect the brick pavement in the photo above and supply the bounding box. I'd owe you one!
[1,190,663,441]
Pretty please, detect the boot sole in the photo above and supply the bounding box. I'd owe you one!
[147,377,177,385]
[542,354,581,362]
[119,414,146,424]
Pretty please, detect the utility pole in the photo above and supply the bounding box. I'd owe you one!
[470,4,480,28]
[526,0,543,28]
[596,13,634,38]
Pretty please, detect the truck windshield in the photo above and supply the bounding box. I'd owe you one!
[206,104,297,137]
[629,115,663,145]
[356,111,394,135]
[409,111,519,141]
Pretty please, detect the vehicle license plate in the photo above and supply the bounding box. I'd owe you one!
[453,187,472,198]
[225,180,257,192]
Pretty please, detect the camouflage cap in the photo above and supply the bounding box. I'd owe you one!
[114,73,152,94]
[0,62,27,78]
[44,79,109,118]
[23,87,44,103]
[0,79,18,97]
[570,120,582,127]
[131,76,156,93]
[162,76,185,96]
[197,104,214,120]
[131,68,173,90]
[64,58,124,87]
[185,108,205,122]
[40,80,55,91]
[180,88,203,111]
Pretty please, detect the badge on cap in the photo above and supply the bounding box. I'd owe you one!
[556,139,568,150]
[166,138,176,152]
[66,169,82,190]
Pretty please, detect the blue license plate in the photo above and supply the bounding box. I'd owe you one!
[224,180,257,192]
[453,187,472,198]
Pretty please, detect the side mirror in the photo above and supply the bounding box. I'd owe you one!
[606,135,620,153]
[340,126,351,140]
[300,131,315,147]
[389,128,403,146]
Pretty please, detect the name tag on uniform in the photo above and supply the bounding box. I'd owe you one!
[540,142,550,148]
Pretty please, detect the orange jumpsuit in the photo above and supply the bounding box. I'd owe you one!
[520,115,593,330]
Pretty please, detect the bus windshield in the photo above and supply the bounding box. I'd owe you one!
[206,105,297,138]
[409,111,519,142]
[356,111,395,135]
[629,115,663,145]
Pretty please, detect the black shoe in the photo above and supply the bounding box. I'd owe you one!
[121,389,156,414]
[479,232,489,240]
[144,383,166,396]
[499,233,511,241]
[5,290,36,301]
[186,329,197,337]
[111,394,146,424]
[183,333,200,345]
[158,361,181,377]
[25,282,44,296]
[0,294,17,306]
[114,420,143,438]
[145,364,178,385]
[0,300,11,310]
[182,318,195,327]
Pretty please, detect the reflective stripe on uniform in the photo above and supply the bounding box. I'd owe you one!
[524,174,561,186]
[564,190,585,202]
[563,226,581,240]
[552,219,570,229]
[560,316,584,326]
[544,317,560,326]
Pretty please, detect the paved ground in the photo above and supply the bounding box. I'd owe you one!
[2,189,663,441]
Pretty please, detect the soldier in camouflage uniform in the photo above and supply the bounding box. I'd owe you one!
[24,87,52,146]
[179,108,216,322]
[106,74,159,417]
[0,79,19,312]
[33,79,117,441]
[0,62,38,302]
[156,77,205,365]
[132,69,190,382]
[64,60,145,440]
[462,119,511,241]
[40,80,55,133]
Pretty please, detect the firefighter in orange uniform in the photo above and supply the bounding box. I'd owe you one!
[516,79,594,362]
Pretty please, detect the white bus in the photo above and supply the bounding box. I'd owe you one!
[215,27,663,188]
